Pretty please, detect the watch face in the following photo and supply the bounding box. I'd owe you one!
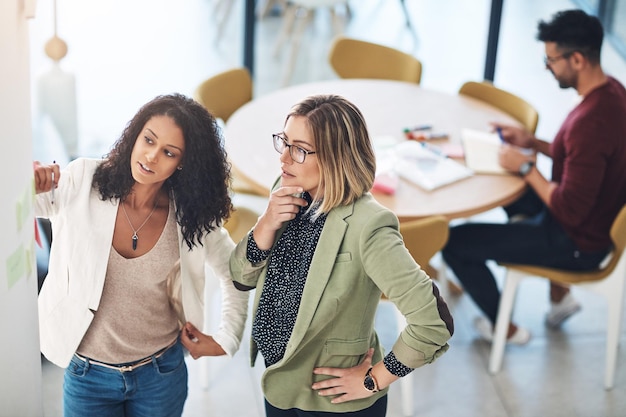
[519,161,533,176]
[364,375,376,391]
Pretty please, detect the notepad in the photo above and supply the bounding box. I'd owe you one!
[461,128,508,175]
[393,141,473,191]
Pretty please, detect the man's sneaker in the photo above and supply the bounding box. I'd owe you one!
[508,214,529,223]
[545,292,582,328]
[473,316,531,345]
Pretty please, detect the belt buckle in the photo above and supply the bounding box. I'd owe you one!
[119,365,134,372]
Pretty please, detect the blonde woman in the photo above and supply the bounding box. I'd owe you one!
[228,94,453,416]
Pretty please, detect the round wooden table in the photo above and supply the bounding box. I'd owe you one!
[225,79,526,221]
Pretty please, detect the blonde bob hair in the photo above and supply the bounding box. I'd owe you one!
[285,94,376,215]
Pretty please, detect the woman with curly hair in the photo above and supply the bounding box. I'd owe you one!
[33,93,248,417]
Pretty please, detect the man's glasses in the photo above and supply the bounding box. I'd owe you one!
[272,134,316,164]
[543,51,575,66]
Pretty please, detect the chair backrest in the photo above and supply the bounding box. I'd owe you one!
[458,81,539,133]
[399,216,449,278]
[328,36,422,84]
[603,203,626,275]
[223,206,259,243]
[194,67,253,123]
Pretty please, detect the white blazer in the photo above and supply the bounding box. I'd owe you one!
[35,158,248,368]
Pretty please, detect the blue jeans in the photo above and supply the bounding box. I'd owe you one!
[442,191,609,324]
[63,339,188,417]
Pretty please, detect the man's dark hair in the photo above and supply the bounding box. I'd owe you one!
[537,9,604,64]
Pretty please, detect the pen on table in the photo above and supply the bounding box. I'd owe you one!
[420,141,448,158]
[51,160,55,204]
[496,127,505,142]
[409,124,432,132]
[403,125,432,137]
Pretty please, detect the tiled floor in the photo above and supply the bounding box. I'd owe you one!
[31,0,626,416]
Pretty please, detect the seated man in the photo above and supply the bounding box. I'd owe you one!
[442,9,626,344]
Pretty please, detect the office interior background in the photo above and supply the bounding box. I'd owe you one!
[20,0,626,416]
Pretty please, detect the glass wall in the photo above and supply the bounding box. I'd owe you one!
[607,0,626,57]
[574,0,626,60]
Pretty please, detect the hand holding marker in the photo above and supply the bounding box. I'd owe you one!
[51,160,55,204]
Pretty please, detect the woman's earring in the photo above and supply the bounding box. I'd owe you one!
[177,166,183,171]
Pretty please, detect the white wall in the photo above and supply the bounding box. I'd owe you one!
[0,1,44,416]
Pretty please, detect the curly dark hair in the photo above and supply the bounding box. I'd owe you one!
[92,93,232,250]
[537,9,603,64]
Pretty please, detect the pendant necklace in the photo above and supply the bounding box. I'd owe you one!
[121,199,159,250]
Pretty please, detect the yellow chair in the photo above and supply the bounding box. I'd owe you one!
[328,35,422,84]
[194,68,266,197]
[194,67,252,124]
[458,81,539,133]
[223,206,259,243]
[489,204,626,389]
[381,215,449,416]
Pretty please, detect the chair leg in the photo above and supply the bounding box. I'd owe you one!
[281,8,314,86]
[489,270,522,374]
[601,271,626,390]
[272,4,298,57]
[214,0,236,45]
[435,258,464,296]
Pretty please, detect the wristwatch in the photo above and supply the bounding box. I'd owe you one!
[363,367,380,393]
[518,161,535,177]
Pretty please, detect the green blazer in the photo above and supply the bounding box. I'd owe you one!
[230,193,452,412]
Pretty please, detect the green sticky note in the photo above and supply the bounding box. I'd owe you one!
[16,185,32,232]
[6,246,27,289]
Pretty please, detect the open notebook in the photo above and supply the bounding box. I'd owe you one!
[373,137,473,192]
[461,128,508,175]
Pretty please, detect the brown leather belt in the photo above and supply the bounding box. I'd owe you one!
[74,338,177,373]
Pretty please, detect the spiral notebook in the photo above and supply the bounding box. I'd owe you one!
[461,128,508,175]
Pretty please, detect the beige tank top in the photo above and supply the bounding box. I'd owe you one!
[76,202,180,363]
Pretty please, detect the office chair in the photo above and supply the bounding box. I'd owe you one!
[381,215,449,416]
[328,35,422,84]
[223,206,260,243]
[194,67,252,124]
[194,68,266,197]
[489,204,626,390]
[458,81,539,133]
[258,0,288,18]
[199,205,260,389]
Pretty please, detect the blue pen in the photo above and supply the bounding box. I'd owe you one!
[420,142,447,158]
[496,127,505,142]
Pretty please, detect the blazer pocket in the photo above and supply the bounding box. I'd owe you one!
[324,338,369,355]
[314,337,370,376]
[335,252,352,263]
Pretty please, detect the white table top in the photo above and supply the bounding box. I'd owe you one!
[225,79,526,220]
